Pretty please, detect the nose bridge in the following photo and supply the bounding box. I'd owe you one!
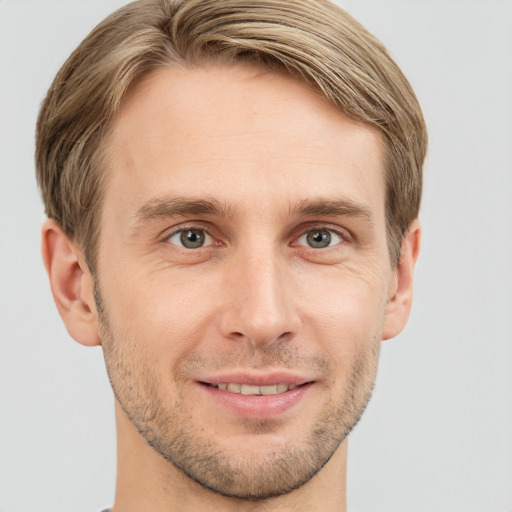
[220,242,299,347]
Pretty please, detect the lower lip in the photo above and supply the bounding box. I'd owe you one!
[200,383,313,419]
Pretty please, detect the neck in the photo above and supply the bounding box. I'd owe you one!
[111,402,348,512]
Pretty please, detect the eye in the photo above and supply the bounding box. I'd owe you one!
[167,228,213,249]
[297,228,344,249]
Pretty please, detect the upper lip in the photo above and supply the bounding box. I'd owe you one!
[198,371,313,387]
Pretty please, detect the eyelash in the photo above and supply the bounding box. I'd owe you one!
[166,227,215,249]
[162,224,351,250]
[295,228,345,249]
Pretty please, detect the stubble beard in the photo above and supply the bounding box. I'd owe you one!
[96,287,380,501]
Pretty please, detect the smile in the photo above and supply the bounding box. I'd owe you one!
[199,379,313,418]
[211,383,298,395]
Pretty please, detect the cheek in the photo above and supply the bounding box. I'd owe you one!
[102,267,219,361]
[98,275,206,411]
[299,264,389,365]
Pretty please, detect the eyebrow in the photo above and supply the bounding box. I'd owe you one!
[133,195,236,225]
[132,194,373,227]
[290,198,374,224]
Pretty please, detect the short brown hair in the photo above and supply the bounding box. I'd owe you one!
[36,0,427,271]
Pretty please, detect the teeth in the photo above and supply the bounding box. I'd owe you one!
[260,385,277,395]
[215,383,297,395]
[241,384,260,395]
[227,383,241,393]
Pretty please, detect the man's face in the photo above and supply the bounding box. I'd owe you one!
[95,64,397,499]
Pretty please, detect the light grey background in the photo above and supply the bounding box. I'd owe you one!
[1,1,511,511]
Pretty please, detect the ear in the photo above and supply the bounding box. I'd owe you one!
[382,219,421,340]
[41,219,101,347]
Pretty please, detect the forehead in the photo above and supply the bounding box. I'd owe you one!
[103,64,385,224]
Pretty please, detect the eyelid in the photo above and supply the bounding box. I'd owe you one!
[291,223,353,246]
[168,229,214,248]
[158,221,353,248]
[296,229,343,248]
[160,223,216,246]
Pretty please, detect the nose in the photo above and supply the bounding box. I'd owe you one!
[218,247,301,349]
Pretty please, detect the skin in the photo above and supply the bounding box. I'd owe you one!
[42,63,421,511]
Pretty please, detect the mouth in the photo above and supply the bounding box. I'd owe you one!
[197,376,314,418]
[203,382,301,396]
[197,373,315,418]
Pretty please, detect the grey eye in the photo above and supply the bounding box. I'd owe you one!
[298,229,343,248]
[168,229,212,249]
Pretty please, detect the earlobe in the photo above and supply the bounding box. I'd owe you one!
[382,219,421,340]
[41,219,101,347]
